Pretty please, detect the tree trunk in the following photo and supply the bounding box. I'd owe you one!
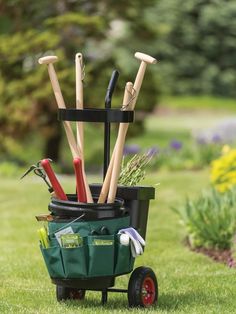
[44,123,62,162]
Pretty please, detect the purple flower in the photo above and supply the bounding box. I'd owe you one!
[147,146,159,157]
[194,118,236,144]
[123,144,141,156]
[170,140,182,151]
[228,257,236,268]
[211,134,221,143]
[196,136,207,145]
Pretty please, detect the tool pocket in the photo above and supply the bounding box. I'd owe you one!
[88,235,114,277]
[49,237,58,247]
[61,239,87,278]
[40,245,65,278]
[114,237,135,275]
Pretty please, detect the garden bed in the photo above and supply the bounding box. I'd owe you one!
[186,239,236,268]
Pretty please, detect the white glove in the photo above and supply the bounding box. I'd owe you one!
[118,227,145,258]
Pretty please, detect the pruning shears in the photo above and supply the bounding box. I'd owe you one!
[20,160,53,193]
[21,159,68,201]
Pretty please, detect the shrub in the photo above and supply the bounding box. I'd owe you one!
[151,141,221,171]
[173,189,236,250]
[211,148,236,192]
[0,162,23,177]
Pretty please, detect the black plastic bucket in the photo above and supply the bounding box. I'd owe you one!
[48,195,127,220]
[89,185,155,239]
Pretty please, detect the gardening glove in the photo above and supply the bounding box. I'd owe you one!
[118,227,145,258]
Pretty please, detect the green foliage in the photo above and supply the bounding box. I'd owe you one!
[0,0,159,165]
[147,0,236,96]
[118,153,154,186]
[1,0,236,166]
[173,188,236,250]
[0,161,24,177]
[155,143,222,171]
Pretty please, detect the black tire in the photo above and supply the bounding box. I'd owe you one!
[128,266,158,307]
[56,285,86,302]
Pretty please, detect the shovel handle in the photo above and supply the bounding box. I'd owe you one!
[73,158,87,203]
[41,159,67,201]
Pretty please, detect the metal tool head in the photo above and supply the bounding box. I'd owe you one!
[20,165,38,179]
[35,214,54,222]
[20,161,53,192]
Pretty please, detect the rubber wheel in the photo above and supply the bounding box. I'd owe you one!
[56,285,86,301]
[128,266,158,307]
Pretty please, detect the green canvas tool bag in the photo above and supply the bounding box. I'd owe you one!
[40,215,135,278]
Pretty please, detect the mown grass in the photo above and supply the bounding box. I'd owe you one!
[0,169,236,314]
[161,95,236,112]
[1,97,236,312]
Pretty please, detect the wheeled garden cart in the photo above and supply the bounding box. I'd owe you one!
[39,106,158,307]
[33,51,158,307]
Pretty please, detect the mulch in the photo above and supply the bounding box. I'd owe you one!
[185,238,236,268]
[191,246,236,268]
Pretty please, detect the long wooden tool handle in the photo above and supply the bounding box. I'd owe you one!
[98,82,133,203]
[130,62,147,109]
[75,53,84,155]
[47,63,80,159]
[130,52,157,109]
[41,159,68,201]
[98,146,115,203]
[75,53,91,202]
[106,53,157,203]
[98,52,157,203]
[39,57,93,203]
[73,158,87,203]
[107,83,133,203]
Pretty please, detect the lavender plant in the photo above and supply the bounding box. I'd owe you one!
[193,117,236,144]
[118,151,154,186]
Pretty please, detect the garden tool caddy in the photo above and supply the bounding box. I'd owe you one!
[39,106,158,308]
[37,51,158,308]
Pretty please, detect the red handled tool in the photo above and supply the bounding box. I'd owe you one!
[73,157,87,203]
[40,159,68,201]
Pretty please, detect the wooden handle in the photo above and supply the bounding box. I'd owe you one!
[130,52,157,109]
[46,62,81,158]
[41,159,67,200]
[98,82,133,203]
[98,52,157,203]
[107,83,133,203]
[38,56,58,64]
[75,53,84,154]
[38,57,93,203]
[98,150,115,203]
[134,52,157,64]
[75,53,93,203]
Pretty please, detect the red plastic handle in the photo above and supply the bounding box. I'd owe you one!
[73,158,87,203]
[41,159,67,201]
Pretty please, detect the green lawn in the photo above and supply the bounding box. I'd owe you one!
[161,95,236,112]
[0,170,236,314]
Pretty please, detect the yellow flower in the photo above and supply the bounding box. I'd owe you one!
[211,148,236,193]
[222,145,231,155]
